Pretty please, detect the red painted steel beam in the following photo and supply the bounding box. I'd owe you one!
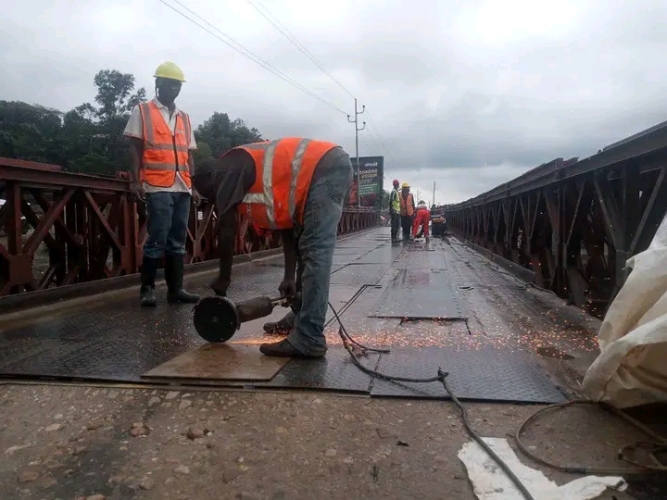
[0,157,63,172]
[0,159,380,298]
[0,164,128,191]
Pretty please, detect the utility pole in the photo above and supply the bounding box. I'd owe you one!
[347,99,365,208]
[432,181,436,207]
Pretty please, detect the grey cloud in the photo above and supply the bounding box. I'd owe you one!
[2,0,667,200]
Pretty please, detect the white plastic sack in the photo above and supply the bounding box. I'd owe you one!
[458,437,627,500]
[582,212,667,408]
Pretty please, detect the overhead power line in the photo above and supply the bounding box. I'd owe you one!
[246,0,357,100]
[244,0,398,163]
[157,0,348,116]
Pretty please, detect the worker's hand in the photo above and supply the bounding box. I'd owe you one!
[209,277,229,297]
[192,188,201,207]
[278,278,297,299]
[130,181,145,202]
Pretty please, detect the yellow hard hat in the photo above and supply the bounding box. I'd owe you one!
[153,62,186,82]
[401,182,410,188]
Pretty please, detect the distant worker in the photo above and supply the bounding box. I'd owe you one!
[192,138,353,359]
[124,61,201,307]
[399,182,415,240]
[412,201,430,240]
[389,179,401,241]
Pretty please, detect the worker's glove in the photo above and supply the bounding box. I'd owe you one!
[278,278,297,300]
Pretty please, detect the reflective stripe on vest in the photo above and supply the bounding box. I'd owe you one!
[138,101,192,188]
[234,138,338,230]
[400,193,414,216]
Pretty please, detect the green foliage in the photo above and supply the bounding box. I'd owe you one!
[195,112,263,158]
[0,70,263,176]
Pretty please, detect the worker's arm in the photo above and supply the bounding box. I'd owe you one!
[188,155,201,205]
[210,208,237,296]
[186,117,200,205]
[128,138,145,200]
[281,229,298,279]
[128,138,142,181]
[124,105,146,201]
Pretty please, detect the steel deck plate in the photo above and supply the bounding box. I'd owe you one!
[142,343,289,381]
[352,246,403,265]
[0,229,573,405]
[0,337,193,382]
[371,270,467,319]
[369,347,566,403]
[266,347,378,393]
[330,264,388,286]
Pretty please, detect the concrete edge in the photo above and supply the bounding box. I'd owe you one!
[0,227,380,318]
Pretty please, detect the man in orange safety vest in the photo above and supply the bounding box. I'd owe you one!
[193,138,353,359]
[124,62,201,308]
[399,182,415,240]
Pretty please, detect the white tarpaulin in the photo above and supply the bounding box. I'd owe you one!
[458,437,627,500]
[582,212,667,408]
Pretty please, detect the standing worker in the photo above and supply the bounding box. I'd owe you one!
[124,61,201,307]
[389,179,401,241]
[192,138,353,359]
[399,182,415,240]
[412,201,431,240]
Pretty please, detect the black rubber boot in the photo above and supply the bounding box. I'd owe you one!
[165,254,201,304]
[140,257,159,307]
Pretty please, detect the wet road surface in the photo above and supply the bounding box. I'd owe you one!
[0,228,599,403]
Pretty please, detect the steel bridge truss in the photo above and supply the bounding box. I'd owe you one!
[446,123,667,317]
[0,158,379,298]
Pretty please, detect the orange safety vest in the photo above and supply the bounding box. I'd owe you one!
[138,101,192,189]
[232,138,338,230]
[400,193,415,216]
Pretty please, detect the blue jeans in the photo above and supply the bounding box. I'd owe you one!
[144,192,191,259]
[287,161,353,355]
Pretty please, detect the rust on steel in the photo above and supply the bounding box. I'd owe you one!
[0,157,379,297]
[445,120,667,318]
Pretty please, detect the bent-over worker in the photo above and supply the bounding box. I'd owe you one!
[124,61,201,307]
[412,200,430,240]
[192,138,353,359]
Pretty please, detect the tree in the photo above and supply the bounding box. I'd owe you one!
[88,70,147,173]
[0,69,263,177]
[192,141,214,163]
[0,101,63,163]
[195,112,263,158]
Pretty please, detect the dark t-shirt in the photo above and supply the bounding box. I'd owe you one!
[193,145,347,218]
[191,144,348,295]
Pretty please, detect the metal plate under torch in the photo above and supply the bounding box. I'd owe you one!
[142,343,289,381]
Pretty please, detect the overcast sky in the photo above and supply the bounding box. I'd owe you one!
[2,0,667,203]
